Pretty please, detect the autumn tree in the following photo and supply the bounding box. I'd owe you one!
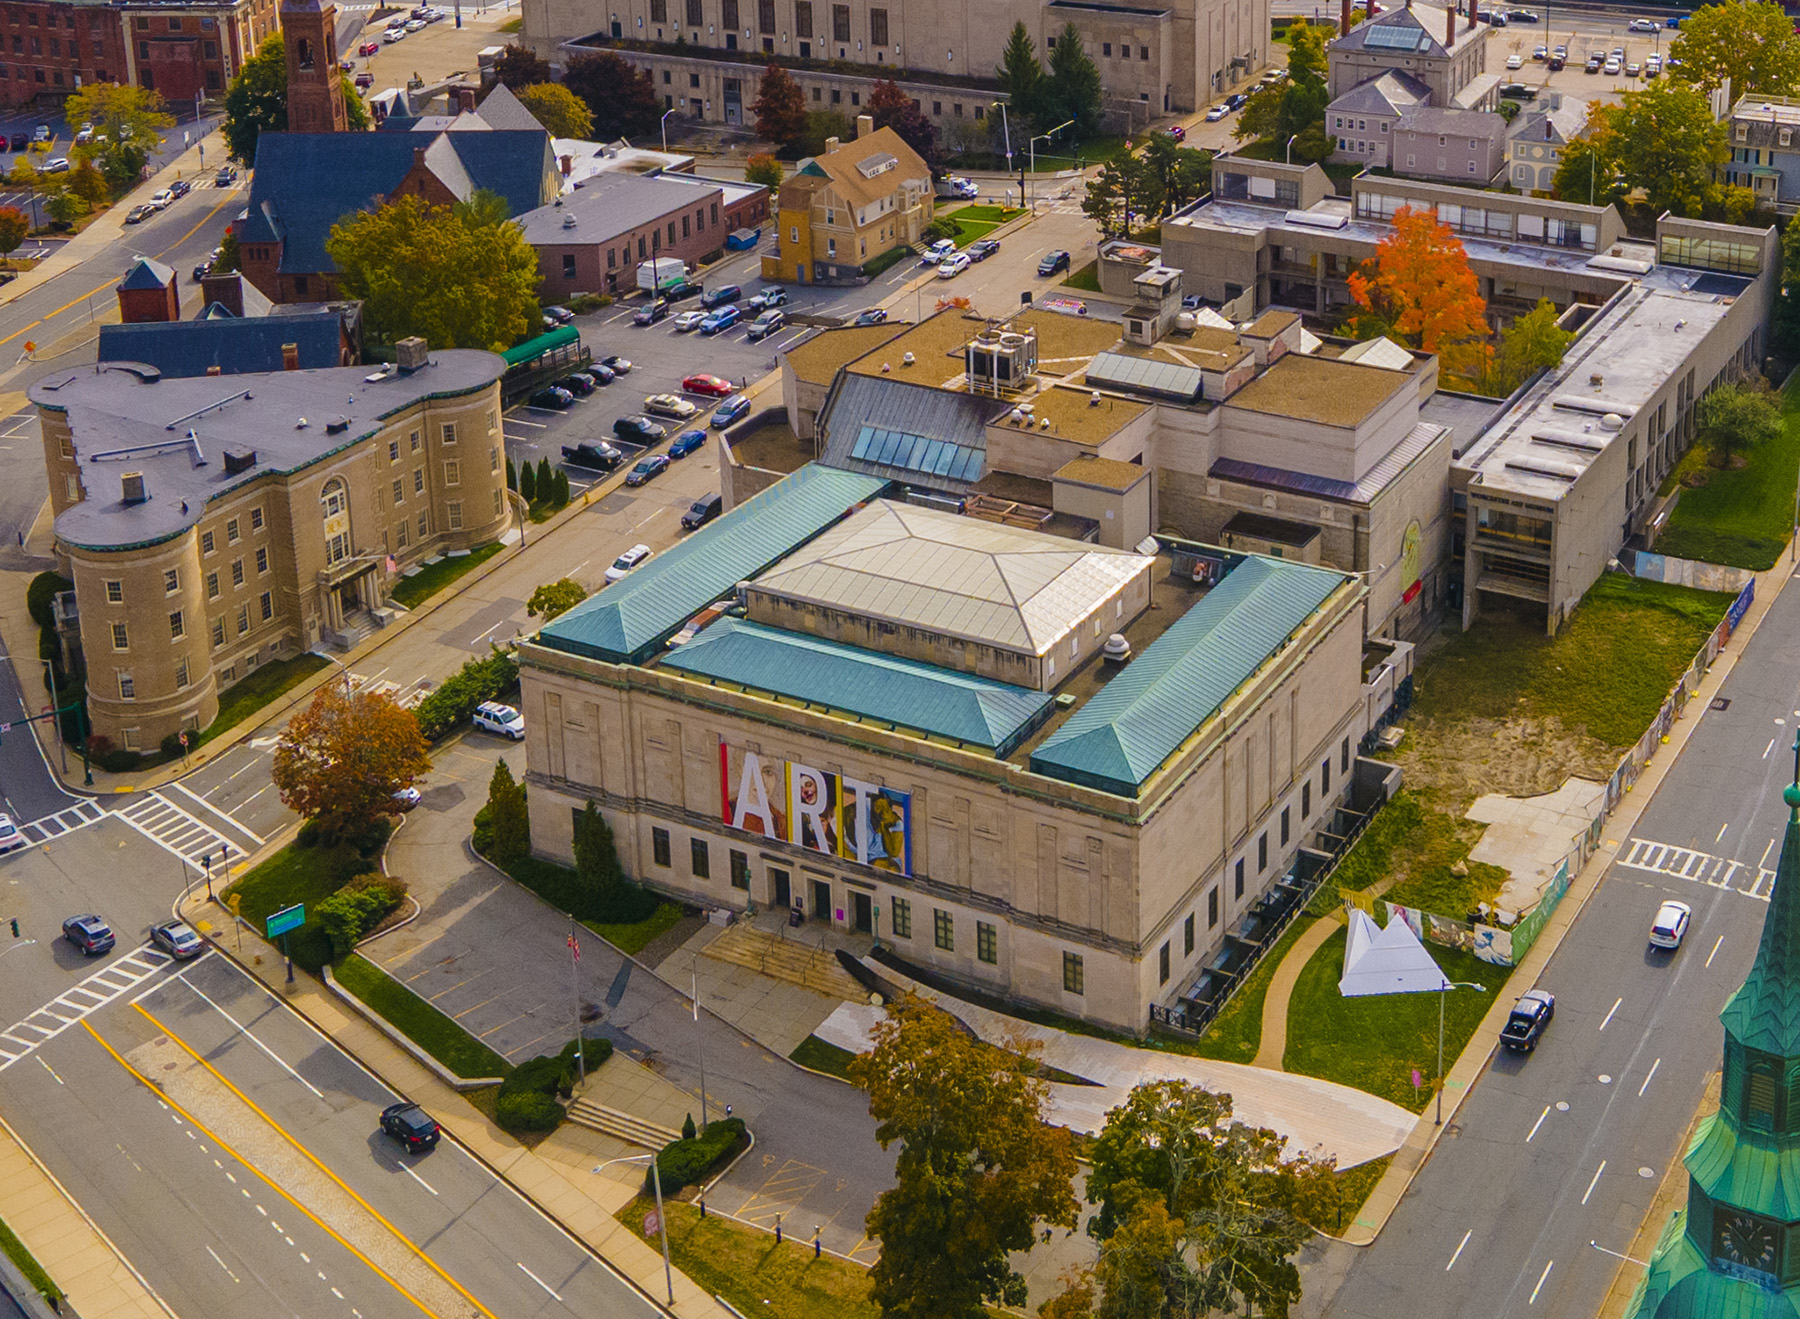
[326,191,540,351]
[517,83,593,139]
[1482,298,1574,395]
[996,21,1047,123]
[1668,0,1800,96]
[752,63,810,154]
[744,152,783,189]
[222,35,368,165]
[847,998,1077,1317]
[272,683,431,841]
[0,206,28,260]
[527,578,587,621]
[1347,204,1490,382]
[563,51,661,139]
[64,83,174,183]
[483,757,530,866]
[869,79,940,176]
[1044,23,1104,135]
[490,43,553,90]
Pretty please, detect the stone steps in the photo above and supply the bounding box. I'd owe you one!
[701,923,866,1001]
[565,1099,684,1150]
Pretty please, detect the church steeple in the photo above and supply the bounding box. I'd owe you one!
[282,0,349,134]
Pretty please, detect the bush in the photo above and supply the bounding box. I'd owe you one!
[498,1036,613,1102]
[495,1090,563,1132]
[98,748,142,773]
[26,572,68,631]
[413,649,519,741]
[923,216,958,242]
[861,245,912,277]
[315,872,408,959]
[651,1117,748,1195]
[566,293,612,314]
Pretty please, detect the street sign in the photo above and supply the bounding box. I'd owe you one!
[265,904,306,937]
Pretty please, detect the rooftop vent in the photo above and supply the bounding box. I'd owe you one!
[326,417,350,435]
[222,446,257,474]
[562,214,577,228]
[901,351,914,365]
[120,472,147,505]
[1599,412,1625,432]
[1102,634,1132,663]
[395,337,429,373]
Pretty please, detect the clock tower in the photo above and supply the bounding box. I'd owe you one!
[1628,740,1800,1316]
[282,0,348,135]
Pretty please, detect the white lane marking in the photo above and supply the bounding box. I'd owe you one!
[169,780,265,845]
[1591,1240,1649,1264]
[1446,1230,1471,1271]
[164,967,324,1098]
[1639,1058,1661,1097]
[36,1058,62,1085]
[517,1263,563,1301]
[1766,738,1778,759]
[1707,935,1725,968]
[1717,822,1730,843]
[1599,998,1621,1031]
[1582,1162,1605,1205]
[332,1288,344,1299]
[1762,838,1778,871]
[397,1161,438,1196]
[1527,1105,1551,1142]
[1529,1260,1554,1304]
[206,1245,240,1283]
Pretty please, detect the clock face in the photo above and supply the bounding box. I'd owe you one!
[1716,1211,1779,1276]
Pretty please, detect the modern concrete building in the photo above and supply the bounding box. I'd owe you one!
[31,343,509,749]
[1724,95,1800,216]
[763,119,932,284]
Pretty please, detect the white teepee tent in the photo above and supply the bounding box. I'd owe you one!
[1339,908,1451,996]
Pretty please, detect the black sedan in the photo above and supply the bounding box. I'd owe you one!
[613,415,668,444]
[969,238,1001,262]
[624,454,670,487]
[559,372,597,396]
[380,1102,440,1153]
[529,386,574,410]
[1037,250,1072,276]
[562,441,624,470]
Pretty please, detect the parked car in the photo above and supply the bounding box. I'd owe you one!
[920,238,958,265]
[0,814,22,855]
[669,429,708,459]
[358,39,381,54]
[852,308,889,326]
[1508,8,1538,20]
[558,372,596,396]
[746,286,788,311]
[672,310,708,333]
[1626,61,1642,77]
[561,440,624,470]
[1225,91,1249,108]
[633,300,670,326]
[938,252,972,279]
[584,363,615,386]
[644,393,698,419]
[700,283,742,308]
[699,306,742,334]
[1603,57,1622,74]
[605,542,653,580]
[1164,124,1186,140]
[1649,900,1692,950]
[600,354,633,374]
[1038,249,1072,276]
[379,1102,440,1153]
[1585,54,1603,72]
[382,25,405,40]
[1505,53,1523,69]
[355,71,376,89]
[968,238,1001,262]
[148,190,174,210]
[169,179,192,200]
[150,920,205,959]
[1500,82,1535,98]
[746,309,786,341]
[682,373,735,397]
[125,204,156,224]
[391,787,422,811]
[711,394,751,428]
[1205,104,1229,121]
[1500,989,1555,1052]
[41,158,69,174]
[1532,44,1547,59]
[73,123,93,144]
[472,702,525,739]
[543,305,575,325]
[1547,54,1565,70]
[31,124,49,143]
[681,493,724,531]
[404,16,427,29]
[63,915,115,957]
[7,133,26,152]
[662,279,704,302]
[624,455,670,487]
[192,260,211,281]
[529,385,575,410]
[613,415,668,443]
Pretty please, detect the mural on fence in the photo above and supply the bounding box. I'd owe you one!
[1381,853,1575,968]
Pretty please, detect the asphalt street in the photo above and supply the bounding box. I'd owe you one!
[1313,576,1800,1318]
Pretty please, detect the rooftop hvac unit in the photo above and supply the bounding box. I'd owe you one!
[964,326,1038,397]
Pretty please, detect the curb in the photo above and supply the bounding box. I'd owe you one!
[321,963,505,1092]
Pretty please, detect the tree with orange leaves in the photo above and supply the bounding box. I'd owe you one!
[1346,204,1491,383]
[272,682,431,841]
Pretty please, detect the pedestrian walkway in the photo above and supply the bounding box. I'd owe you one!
[666,919,853,1060]
[1250,912,1343,1071]
[115,789,244,868]
[16,797,105,849]
[0,944,177,1073]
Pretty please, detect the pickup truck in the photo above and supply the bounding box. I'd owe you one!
[1500,989,1555,1053]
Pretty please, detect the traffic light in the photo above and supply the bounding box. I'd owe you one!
[9,919,18,938]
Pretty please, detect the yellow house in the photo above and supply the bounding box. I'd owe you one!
[761,117,934,287]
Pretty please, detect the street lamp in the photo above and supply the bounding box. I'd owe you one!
[661,107,676,155]
[992,101,1014,197]
[1436,980,1487,1126]
[1028,118,1075,207]
[593,1154,675,1303]
[1286,132,1298,164]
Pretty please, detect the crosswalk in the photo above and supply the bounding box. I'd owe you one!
[0,945,181,1072]
[17,799,107,849]
[1617,836,1775,902]
[115,792,242,869]
[344,671,431,709]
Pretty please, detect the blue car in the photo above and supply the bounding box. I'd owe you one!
[699,306,742,335]
[669,429,707,459]
[625,454,670,486]
[711,394,751,429]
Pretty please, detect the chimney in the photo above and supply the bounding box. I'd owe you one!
[281,342,300,371]
[1446,2,1455,43]
[413,146,427,168]
[1545,115,1552,140]
[824,135,840,153]
[206,365,222,376]
[456,86,476,112]
[560,153,573,175]
[1467,0,1475,32]
[855,113,874,138]
[395,336,429,372]
[1342,0,1352,35]
[120,472,147,505]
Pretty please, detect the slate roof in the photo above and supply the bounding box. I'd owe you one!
[97,312,345,379]
[1029,556,1347,797]
[1327,70,1432,118]
[1395,106,1507,139]
[119,256,175,291]
[661,616,1055,756]
[242,129,558,275]
[472,82,544,131]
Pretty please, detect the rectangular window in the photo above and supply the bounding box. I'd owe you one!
[722,0,738,25]
[441,423,456,446]
[1063,952,1084,995]
[418,514,428,537]
[976,921,996,964]
[237,607,248,635]
[1322,759,1331,795]
[255,547,268,575]
[1208,887,1219,927]
[105,579,122,603]
[1102,41,1111,56]
[691,837,710,878]
[413,469,424,493]
[757,0,773,31]
[1302,782,1312,818]
[869,7,886,43]
[651,0,666,18]
[730,849,749,889]
[1235,858,1245,898]
[1342,737,1351,773]
[490,446,500,473]
[1258,833,1268,872]
[226,517,239,543]
[231,559,244,587]
[444,460,460,487]
[389,440,400,462]
[393,478,404,504]
[890,897,911,938]
[260,591,272,621]
[396,520,409,548]
[211,617,225,649]
[686,0,702,25]
[168,610,184,640]
[1184,913,1194,955]
[175,657,189,690]
[831,2,847,40]
[1159,941,1169,985]
[493,490,503,517]
[117,671,133,699]
[1281,807,1290,845]
[795,0,811,36]
[652,827,671,866]
[411,431,421,453]
[206,572,220,600]
[163,568,179,594]
[251,507,264,531]
[933,908,953,952]
[448,501,463,531]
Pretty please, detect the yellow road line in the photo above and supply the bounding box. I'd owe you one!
[134,1002,500,1319]
[79,1019,444,1319]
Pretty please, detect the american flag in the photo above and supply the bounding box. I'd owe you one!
[385,554,398,574]
[568,932,580,962]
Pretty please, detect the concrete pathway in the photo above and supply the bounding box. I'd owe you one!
[818,962,1416,1169]
[1250,912,1344,1071]
[667,921,848,1060]
[1467,775,1607,910]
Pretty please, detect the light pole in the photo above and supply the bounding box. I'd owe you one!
[1286,132,1298,164]
[992,100,1013,185]
[38,659,65,775]
[661,107,676,155]
[592,1155,675,1303]
[1029,118,1074,207]
[1436,980,1486,1125]
[691,960,709,1127]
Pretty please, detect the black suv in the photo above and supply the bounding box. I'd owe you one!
[562,441,624,470]
[700,283,742,308]
[633,299,670,326]
[379,1102,440,1153]
[1038,250,1072,276]
[1500,990,1555,1053]
[614,415,669,444]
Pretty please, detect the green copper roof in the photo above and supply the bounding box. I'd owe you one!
[1626,1209,1800,1319]
[1686,1110,1800,1222]
[1721,810,1800,1058]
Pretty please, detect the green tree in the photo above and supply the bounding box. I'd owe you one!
[1697,377,1783,465]
[1668,0,1800,96]
[1556,86,1726,218]
[527,578,587,620]
[751,63,811,154]
[563,52,661,139]
[516,83,593,139]
[1774,218,1800,357]
[996,21,1046,122]
[5,157,35,189]
[214,229,241,274]
[222,34,367,165]
[1139,135,1210,216]
[518,457,537,502]
[744,151,783,189]
[571,799,625,909]
[506,455,519,492]
[847,998,1078,1318]
[801,109,854,157]
[869,78,940,176]
[485,758,530,866]
[1483,298,1574,394]
[535,456,552,498]
[1235,21,1329,156]
[1551,127,1621,208]
[325,191,540,350]
[554,469,571,506]
[490,43,552,90]
[0,206,27,260]
[1081,154,1157,237]
[66,162,107,206]
[64,83,174,183]
[43,191,87,227]
[1045,23,1104,135]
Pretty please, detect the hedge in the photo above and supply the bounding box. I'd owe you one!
[314,872,408,960]
[495,1091,562,1132]
[861,245,912,277]
[414,649,519,741]
[493,1036,614,1134]
[651,1117,748,1195]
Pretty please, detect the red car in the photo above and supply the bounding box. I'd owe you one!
[682,373,735,398]
[1165,124,1186,141]
[358,39,380,55]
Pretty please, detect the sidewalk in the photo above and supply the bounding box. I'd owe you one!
[1251,912,1342,1071]
[178,889,735,1319]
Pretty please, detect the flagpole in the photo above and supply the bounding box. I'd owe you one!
[569,921,585,1087]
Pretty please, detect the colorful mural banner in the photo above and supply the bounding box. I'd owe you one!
[1385,903,1516,966]
[719,741,912,876]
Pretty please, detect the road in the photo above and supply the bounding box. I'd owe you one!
[1312,574,1800,1318]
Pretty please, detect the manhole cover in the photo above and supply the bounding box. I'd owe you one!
[1599,1074,1613,1084]
[163,1062,178,1071]
[1445,1123,1463,1138]
[1711,697,1731,711]
[1639,1167,1656,1179]
[1555,1101,1570,1111]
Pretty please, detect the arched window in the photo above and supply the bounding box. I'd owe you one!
[321,478,350,565]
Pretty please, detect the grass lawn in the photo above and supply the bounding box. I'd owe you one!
[1654,378,1800,569]
[0,1214,61,1304]
[790,1034,859,1080]
[391,542,504,609]
[1191,915,1317,1064]
[945,204,1026,225]
[584,901,685,956]
[222,837,383,970]
[948,135,1130,173]
[202,653,332,743]
[1307,791,1505,919]
[1062,261,1102,292]
[335,953,510,1078]
[1284,927,1510,1111]
[1412,573,1734,750]
[619,1197,877,1319]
